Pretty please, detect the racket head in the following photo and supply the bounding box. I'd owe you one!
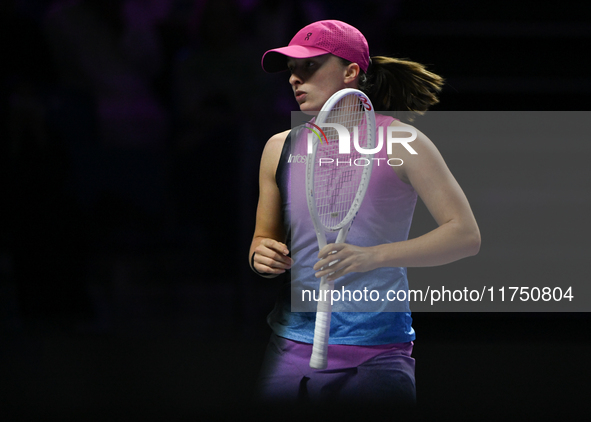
[306,88,376,233]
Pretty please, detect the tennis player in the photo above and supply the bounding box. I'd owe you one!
[249,20,480,403]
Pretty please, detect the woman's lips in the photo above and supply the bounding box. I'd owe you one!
[295,90,306,102]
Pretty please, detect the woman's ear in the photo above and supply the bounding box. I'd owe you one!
[344,63,361,85]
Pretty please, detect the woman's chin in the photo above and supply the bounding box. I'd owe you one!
[298,102,321,115]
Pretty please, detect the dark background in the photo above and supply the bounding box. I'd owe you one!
[1,0,590,419]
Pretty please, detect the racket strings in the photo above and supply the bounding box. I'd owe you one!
[313,94,371,230]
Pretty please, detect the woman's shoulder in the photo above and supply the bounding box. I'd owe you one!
[269,129,291,143]
[263,129,290,157]
[260,129,291,176]
[375,113,415,129]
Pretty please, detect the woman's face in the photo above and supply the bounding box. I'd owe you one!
[287,54,358,112]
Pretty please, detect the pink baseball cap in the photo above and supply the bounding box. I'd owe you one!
[261,20,370,73]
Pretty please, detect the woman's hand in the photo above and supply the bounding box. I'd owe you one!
[252,238,293,276]
[313,243,376,282]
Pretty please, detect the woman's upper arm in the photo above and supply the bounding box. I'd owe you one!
[390,123,479,235]
[253,130,290,242]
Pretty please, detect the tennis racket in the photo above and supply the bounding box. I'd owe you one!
[306,88,376,369]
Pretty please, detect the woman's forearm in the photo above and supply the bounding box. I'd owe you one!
[371,219,480,269]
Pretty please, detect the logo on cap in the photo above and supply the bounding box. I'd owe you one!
[305,32,312,41]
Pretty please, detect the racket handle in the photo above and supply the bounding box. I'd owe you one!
[310,277,333,369]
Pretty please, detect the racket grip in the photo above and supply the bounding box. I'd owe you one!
[310,277,333,369]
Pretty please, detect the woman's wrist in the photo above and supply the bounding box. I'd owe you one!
[251,252,278,277]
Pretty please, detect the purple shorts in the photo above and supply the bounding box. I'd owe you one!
[256,333,416,404]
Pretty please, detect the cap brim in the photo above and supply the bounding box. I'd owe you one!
[261,46,330,73]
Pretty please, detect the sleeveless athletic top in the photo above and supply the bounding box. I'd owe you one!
[267,113,417,345]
